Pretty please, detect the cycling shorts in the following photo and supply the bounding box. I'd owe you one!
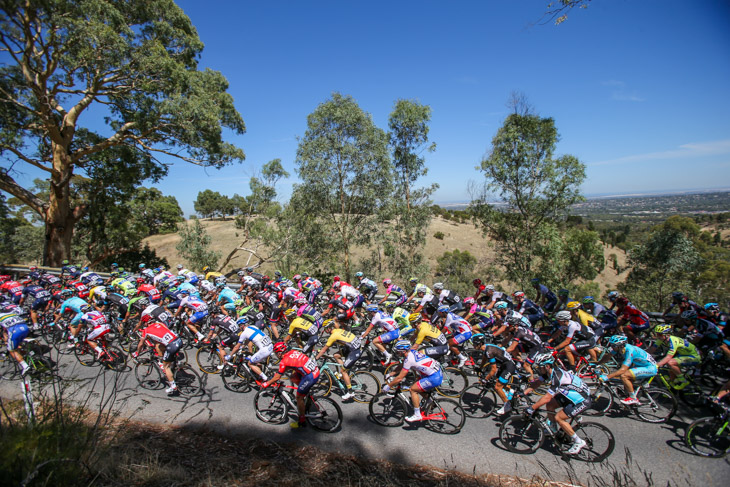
[70,311,83,327]
[31,298,50,311]
[342,347,363,369]
[569,337,596,354]
[223,302,236,312]
[543,299,558,313]
[451,330,473,345]
[563,397,591,418]
[423,344,449,359]
[7,323,30,351]
[448,302,464,314]
[189,310,208,324]
[351,295,365,309]
[87,324,110,341]
[627,321,650,332]
[416,369,443,391]
[249,343,273,364]
[629,364,658,380]
[673,354,700,366]
[378,329,400,344]
[393,295,407,306]
[10,293,22,305]
[497,361,517,384]
[162,337,183,362]
[296,371,319,396]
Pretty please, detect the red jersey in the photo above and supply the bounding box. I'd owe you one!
[138,284,161,302]
[69,280,90,299]
[1,280,23,295]
[277,350,320,377]
[141,322,178,346]
[620,304,649,326]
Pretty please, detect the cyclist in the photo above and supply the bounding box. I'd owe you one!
[523,352,592,455]
[216,282,241,317]
[680,309,722,353]
[555,289,571,313]
[176,264,199,285]
[412,319,449,360]
[567,301,603,337]
[314,319,364,400]
[472,278,487,301]
[284,313,320,355]
[172,289,207,343]
[433,282,464,314]
[19,276,52,330]
[405,278,432,305]
[531,278,558,313]
[436,305,472,368]
[600,335,657,405]
[478,343,517,415]
[137,302,174,329]
[262,342,320,429]
[202,265,223,283]
[651,324,701,388]
[479,285,510,310]
[0,305,31,376]
[54,289,91,348]
[550,310,598,370]
[383,339,443,422]
[359,304,400,364]
[321,289,356,325]
[606,291,619,310]
[463,297,496,333]
[512,291,543,326]
[132,321,183,395]
[336,280,365,324]
[354,272,378,304]
[379,279,407,307]
[200,311,240,368]
[89,285,130,323]
[615,297,651,342]
[581,296,606,321]
[78,309,112,360]
[504,313,544,381]
[1,277,24,305]
[301,276,323,305]
[60,259,80,280]
[139,263,156,282]
[79,267,104,287]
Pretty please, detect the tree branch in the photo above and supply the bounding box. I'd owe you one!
[0,170,47,215]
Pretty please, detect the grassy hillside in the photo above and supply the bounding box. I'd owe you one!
[144,217,628,292]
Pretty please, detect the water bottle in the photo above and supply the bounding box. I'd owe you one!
[546,419,557,434]
[505,388,514,401]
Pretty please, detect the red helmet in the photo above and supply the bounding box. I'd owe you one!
[473,278,482,287]
[616,297,629,307]
[333,276,340,282]
[512,291,525,298]
[273,342,287,353]
[136,277,145,284]
[463,297,475,306]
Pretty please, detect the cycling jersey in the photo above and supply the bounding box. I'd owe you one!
[564,319,595,341]
[483,344,514,365]
[141,304,173,325]
[137,284,162,303]
[511,326,543,349]
[239,324,272,349]
[179,296,208,313]
[621,344,657,368]
[288,317,317,336]
[210,314,240,336]
[443,313,472,335]
[620,304,650,328]
[296,304,322,325]
[660,336,700,358]
[403,350,440,377]
[277,349,319,377]
[324,328,362,350]
[370,311,398,332]
[546,368,590,405]
[141,322,178,346]
[414,323,448,346]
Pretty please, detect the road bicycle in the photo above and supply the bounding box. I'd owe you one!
[383,359,468,398]
[459,370,540,418]
[684,399,730,458]
[311,358,381,403]
[220,351,271,394]
[133,347,203,397]
[254,382,342,432]
[368,384,465,434]
[72,332,127,371]
[0,338,57,383]
[653,366,704,408]
[591,375,677,422]
[499,408,615,462]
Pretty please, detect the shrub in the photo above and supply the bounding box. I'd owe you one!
[434,231,445,240]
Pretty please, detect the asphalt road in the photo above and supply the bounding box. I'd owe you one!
[2,349,728,487]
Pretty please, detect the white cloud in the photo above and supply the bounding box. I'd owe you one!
[589,139,730,166]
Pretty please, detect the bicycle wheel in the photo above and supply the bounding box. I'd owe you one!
[102,345,127,372]
[565,422,616,462]
[679,382,706,408]
[368,392,407,427]
[437,366,468,398]
[174,364,203,396]
[584,384,613,416]
[51,329,75,355]
[221,363,253,393]
[634,387,677,423]
[306,395,342,432]
[350,370,381,403]
[424,398,465,434]
[74,343,96,367]
[499,414,544,454]
[351,348,374,371]
[459,383,497,418]
[311,370,333,397]
[135,360,163,390]
[195,344,222,375]
[685,417,730,458]
[0,352,19,380]
[254,387,289,424]
[29,356,57,383]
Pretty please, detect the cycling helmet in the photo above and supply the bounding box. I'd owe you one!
[437,305,449,314]
[215,281,226,288]
[485,285,495,292]
[506,311,522,326]
[283,308,297,317]
[295,297,307,306]
[704,303,720,312]
[176,275,185,282]
[262,275,270,282]
[62,259,69,265]
[139,263,145,269]
[333,275,340,282]
[215,276,227,285]
[494,301,508,310]
[335,312,348,321]
[558,288,569,297]
[237,270,246,277]
[607,291,619,302]
[274,270,282,278]
[408,277,418,285]
[355,271,364,279]
[110,271,119,277]
[136,277,145,284]
[532,352,555,367]
[463,297,475,306]
[382,278,392,286]
[29,265,38,272]
[366,304,379,313]
[153,267,161,273]
[615,297,629,307]
[654,324,672,335]
[394,340,411,352]
[512,291,525,298]
[607,335,628,347]
[111,262,118,269]
[326,289,336,297]
[680,310,698,321]
[582,296,595,305]
[333,281,341,290]
[301,271,309,278]
[566,301,581,310]
[473,278,482,287]
[177,289,190,296]
[555,310,571,321]
[433,282,444,291]
[273,342,288,353]
[671,291,684,302]
[292,274,301,281]
[61,288,74,296]
[234,299,245,307]
[135,297,149,308]
[202,265,210,273]
[81,266,89,272]
[245,267,253,273]
[175,264,182,270]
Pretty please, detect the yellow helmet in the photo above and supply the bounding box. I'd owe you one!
[566,301,582,310]
[283,308,297,317]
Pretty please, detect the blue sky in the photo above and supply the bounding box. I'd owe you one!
[5,0,730,216]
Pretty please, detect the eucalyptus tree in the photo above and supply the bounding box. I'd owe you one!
[0,0,245,265]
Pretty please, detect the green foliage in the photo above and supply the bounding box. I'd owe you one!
[436,250,478,297]
[293,93,391,280]
[128,188,183,235]
[434,231,445,240]
[8,225,44,264]
[195,190,229,219]
[572,281,601,302]
[0,0,245,265]
[175,220,220,272]
[471,110,586,288]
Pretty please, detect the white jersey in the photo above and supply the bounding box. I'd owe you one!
[339,284,360,300]
[179,296,208,312]
[239,325,273,349]
[403,350,440,377]
[153,270,174,287]
[199,279,215,292]
[419,293,435,307]
[370,311,398,332]
[443,312,472,334]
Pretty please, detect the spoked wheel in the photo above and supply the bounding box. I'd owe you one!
[74,343,97,367]
[221,363,253,393]
[499,414,544,454]
[424,398,465,434]
[563,422,616,462]
[101,345,127,372]
[306,395,342,432]
[350,370,381,403]
[459,383,498,418]
[584,383,613,416]
[196,344,223,374]
[684,416,730,458]
[634,387,677,423]
[254,387,289,424]
[679,382,706,408]
[311,370,333,397]
[135,360,163,390]
[0,352,19,380]
[28,356,58,383]
[369,392,407,427]
[51,329,75,355]
[437,367,468,398]
[174,364,203,396]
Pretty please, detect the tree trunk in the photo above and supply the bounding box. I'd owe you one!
[44,148,76,266]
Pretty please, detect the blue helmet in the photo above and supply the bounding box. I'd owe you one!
[704,303,720,312]
[533,352,555,367]
[437,305,449,314]
[494,301,508,310]
[607,335,628,347]
[394,340,411,351]
[366,304,379,313]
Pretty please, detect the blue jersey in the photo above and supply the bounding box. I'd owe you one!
[547,368,590,405]
[177,282,200,297]
[217,287,239,304]
[59,297,89,314]
[621,344,656,368]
